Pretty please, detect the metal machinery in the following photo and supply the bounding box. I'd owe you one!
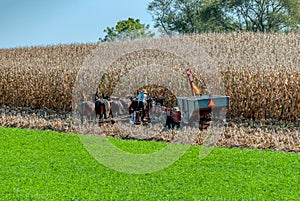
[177,95,229,129]
[166,69,229,129]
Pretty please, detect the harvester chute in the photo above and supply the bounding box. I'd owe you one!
[186,68,201,96]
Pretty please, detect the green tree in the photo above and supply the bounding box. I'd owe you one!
[226,0,300,32]
[147,0,300,35]
[99,18,155,42]
[147,0,236,35]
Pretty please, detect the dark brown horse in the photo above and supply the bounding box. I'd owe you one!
[94,95,115,124]
[128,97,157,124]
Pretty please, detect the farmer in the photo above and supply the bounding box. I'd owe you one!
[136,89,148,119]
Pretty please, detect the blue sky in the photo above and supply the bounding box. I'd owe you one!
[0,0,155,49]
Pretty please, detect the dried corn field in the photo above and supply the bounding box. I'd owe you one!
[0,32,299,152]
[0,44,95,111]
[0,33,298,121]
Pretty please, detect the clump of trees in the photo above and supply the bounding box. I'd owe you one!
[99,17,155,42]
[147,0,300,35]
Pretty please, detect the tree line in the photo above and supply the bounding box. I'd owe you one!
[100,0,300,41]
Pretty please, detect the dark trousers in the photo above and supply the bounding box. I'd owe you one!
[137,101,145,118]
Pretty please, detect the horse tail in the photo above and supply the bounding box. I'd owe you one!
[103,99,112,119]
[95,99,103,116]
[99,104,104,116]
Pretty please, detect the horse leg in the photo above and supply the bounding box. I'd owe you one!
[87,114,93,124]
[98,115,102,126]
[87,114,91,124]
[105,102,109,120]
[142,102,147,121]
[80,114,84,125]
[110,110,115,124]
[91,112,96,125]
[97,112,103,126]
[99,105,104,124]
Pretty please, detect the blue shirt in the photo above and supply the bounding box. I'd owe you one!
[137,92,147,102]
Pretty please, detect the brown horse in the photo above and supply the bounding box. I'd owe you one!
[79,93,95,125]
[110,96,132,117]
[94,97,115,124]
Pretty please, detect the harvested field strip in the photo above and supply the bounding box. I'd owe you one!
[0,108,299,152]
[0,127,299,200]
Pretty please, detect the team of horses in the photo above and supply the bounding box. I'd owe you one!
[79,93,116,125]
[78,92,158,126]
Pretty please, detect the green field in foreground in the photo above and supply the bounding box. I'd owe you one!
[0,127,299,201]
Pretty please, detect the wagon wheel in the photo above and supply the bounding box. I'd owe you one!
[199,107,227,130]
[199,109,211,130]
